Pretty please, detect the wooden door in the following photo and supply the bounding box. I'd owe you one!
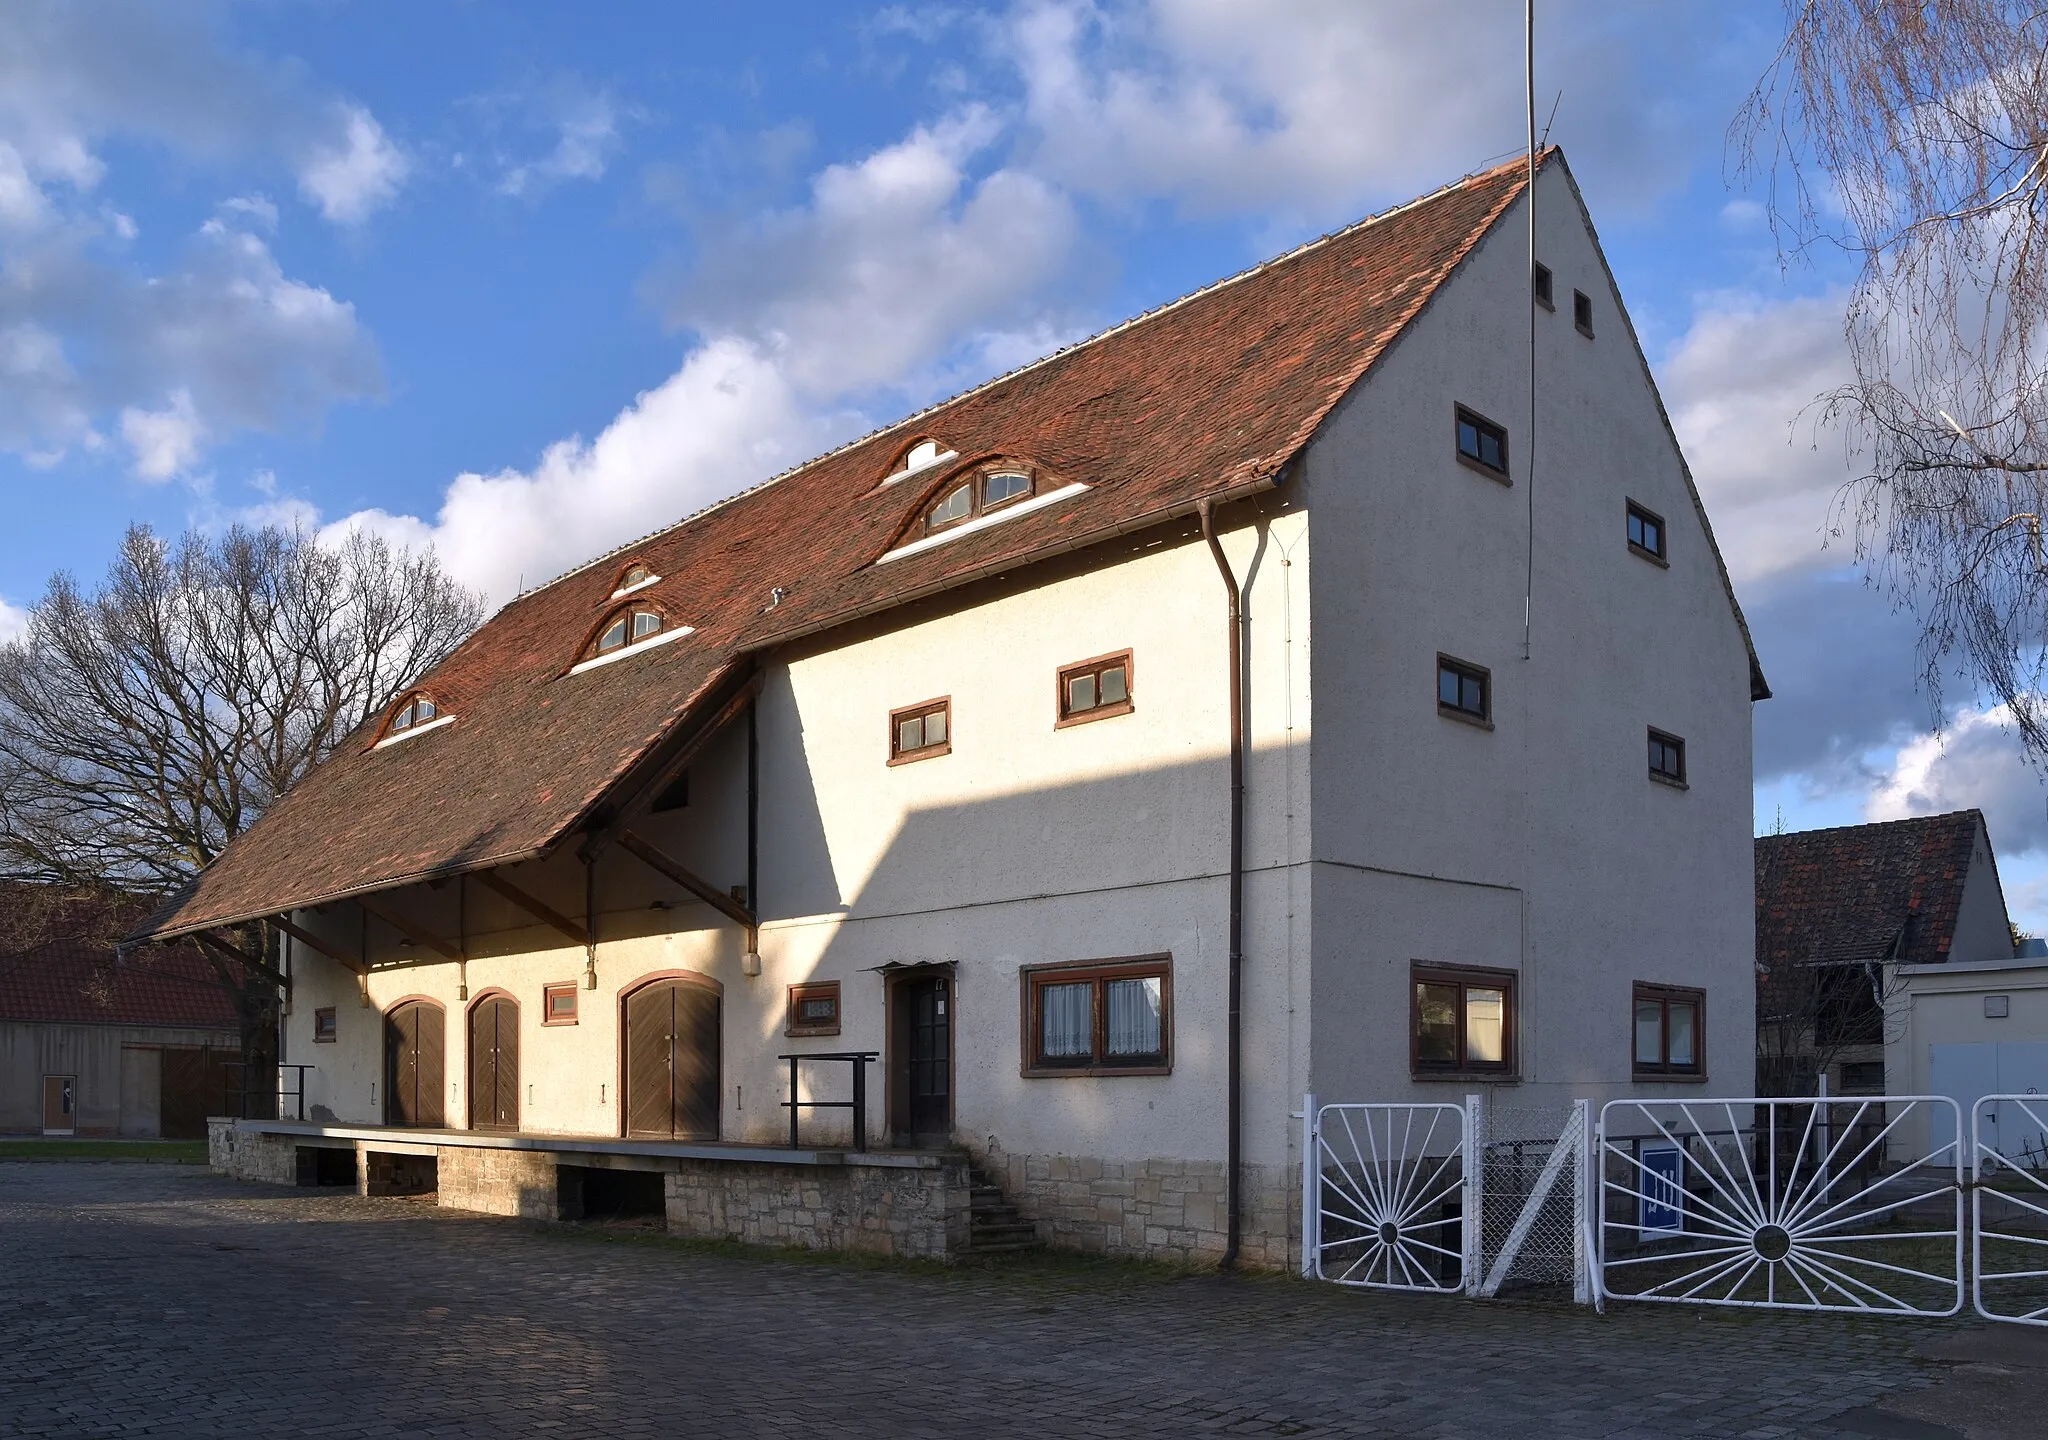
[624,980,720,1140]
[41,1075,75,1135]
[385,1000,446,1128]
[467,996,519,1132]
[891,973,952,1140]
[159,1047,214,1138]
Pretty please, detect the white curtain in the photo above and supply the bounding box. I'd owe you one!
[1106,977,1162,1058]
[1041,982,1093,1059]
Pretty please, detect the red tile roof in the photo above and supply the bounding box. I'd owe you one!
[1755,812,1995,970]
[0,887,240,1030]
[135,149,1763,942]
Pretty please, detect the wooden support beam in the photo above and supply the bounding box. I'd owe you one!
[579,670,764,862]
[191,928,289,990]
[270,913,367,976]
[355,895,463,962]
[472,869,589,947]
[617,830,758,945]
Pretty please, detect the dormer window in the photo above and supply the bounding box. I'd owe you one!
[923,466,1043,536]
[375,692,450,748]
[884,436,956,484]
[611,561,660,598]
[569,602,695,675]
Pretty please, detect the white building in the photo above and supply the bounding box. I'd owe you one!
[141,150,1765,1267]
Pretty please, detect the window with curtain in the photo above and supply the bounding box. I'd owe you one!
[1022,958,1171,1075]
[1632,983,1704,1077]
[1411,963,1517,1076]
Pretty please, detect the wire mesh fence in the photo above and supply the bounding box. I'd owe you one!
[1474,1100,1586,1296]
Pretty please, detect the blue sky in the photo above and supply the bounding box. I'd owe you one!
[4,1,2044,925]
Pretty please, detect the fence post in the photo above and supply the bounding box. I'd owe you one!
[1300,1092,1319,1279]
[1464,1093,1485,1296]
[1572,1098,1597,1309]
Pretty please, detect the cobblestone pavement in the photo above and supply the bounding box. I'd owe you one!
[0,1162,2016,1439]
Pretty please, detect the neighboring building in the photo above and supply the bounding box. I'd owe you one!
[1756,810,2015,1097]
[0,886,242,1137]
[135,148,1765,1266]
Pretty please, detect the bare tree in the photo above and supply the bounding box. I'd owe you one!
[0,523,482,891]
[1736,3,2048,749]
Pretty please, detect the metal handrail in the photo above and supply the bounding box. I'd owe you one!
[778,1051,878,1152]
[220,1062,314,1122]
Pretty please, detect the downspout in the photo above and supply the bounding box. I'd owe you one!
[1199,496,1246,1270]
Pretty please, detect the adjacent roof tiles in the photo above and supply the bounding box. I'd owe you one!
[0,886,239,1030]
[1755,811,1990,970]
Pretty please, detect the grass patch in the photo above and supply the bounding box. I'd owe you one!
[0,1138,209,1164]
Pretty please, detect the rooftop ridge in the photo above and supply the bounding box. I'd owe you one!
[503,151,1545,607]
[1758,810,1984,844]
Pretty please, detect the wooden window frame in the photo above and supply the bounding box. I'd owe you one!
[588,602,669,660]
[1055,649,1134,728]
[1626,500,1668,567]
[1020,955,1173,1078]
[1648,727,1687,788]
[786,981,842,1038]
[610,560,661,598]
[1631,982,1705,1079]
[1532,261,1554,311]
[541,982,579,1027]
[888,696,952,765]
[1410,963,1518,1079]
[1573,288,1595,338]
[312,1006,337,1043]
[922,464,1046,538]
[1437,653,1492,728]
[1454,404,1511,482]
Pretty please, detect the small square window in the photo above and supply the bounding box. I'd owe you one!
[1648,728,1686,786]
[1021,957,1172,1076]
[1626,501,1666,564]
[1057,650,1134,727]
[1649,730,1685,782]
[1532,262,1554,310]
[889,698,951,765]
[1632,984,1704,1077]
[1454,405,1509,478]
[1412,964,1517,1076]
[313,1007,337,1043]
[787,981,841,1037]
[1574,289,1594,337]
[542,983,579,1026]
[1437,654,1491,725]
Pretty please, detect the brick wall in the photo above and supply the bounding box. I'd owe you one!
[435,1146,557,1218]
[992,1153,1296,1268]
[207,1119,298,1186]
[665,1154,971,1260]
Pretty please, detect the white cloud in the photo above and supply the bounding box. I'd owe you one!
[0,597,27,646]
[297,105,409,225]
[119,389,207,481]
[1869,701,2048,855]
[498,86,624,198]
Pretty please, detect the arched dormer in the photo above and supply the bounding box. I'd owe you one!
[880,435,957,485]
[610,559,661,598]
[877,455,1089,564]
[374,691,450,748]
[568,600,695,675]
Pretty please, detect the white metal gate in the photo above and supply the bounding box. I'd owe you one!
[1973,1092,2048,1326]
[1305,1099,1469,1291]
[1596,1096,1964,1316]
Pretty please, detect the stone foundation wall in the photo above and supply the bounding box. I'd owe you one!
[992,1152,1297,1268]
[665,1154,971,1260]
[435,1146,557,1219]
[207,1118,298,1186]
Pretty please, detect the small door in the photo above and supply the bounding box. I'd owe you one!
[385,1000,447,1128]
[468,995,520,1131]
[623,979,720,1140]
[41,1075,75,1135]
[891,972,952,1141]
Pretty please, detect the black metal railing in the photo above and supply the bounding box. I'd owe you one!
[221,1063,314,1122]
[778,1051,877,1152]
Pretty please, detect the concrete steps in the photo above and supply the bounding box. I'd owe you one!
[966,1166,1041,1254]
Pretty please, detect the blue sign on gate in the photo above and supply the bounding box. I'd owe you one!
[1639,1143,1684,1233]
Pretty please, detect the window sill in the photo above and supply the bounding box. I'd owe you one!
[541,1017,578,1027]
[372,714,455,750]
[1535,295,1555,312]
[888,743,951,767]
[1628,542,1670,569]
[1649,772,1689,791]
[1576,324,1596,340]
[1055,700,1134,730]
[1438,705,1494,730]
[1022,1062,1172,1079]
[785,1027,842,1039]
[312,1036,337,1044]
[1411,1070,1519,1083]
[1632,1069,1708,1083]
[1456,453,1512,486]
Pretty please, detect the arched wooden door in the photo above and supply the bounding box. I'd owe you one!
[467,994,519,1132]
[624,978,720,1140]
[384,999,446,1128]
